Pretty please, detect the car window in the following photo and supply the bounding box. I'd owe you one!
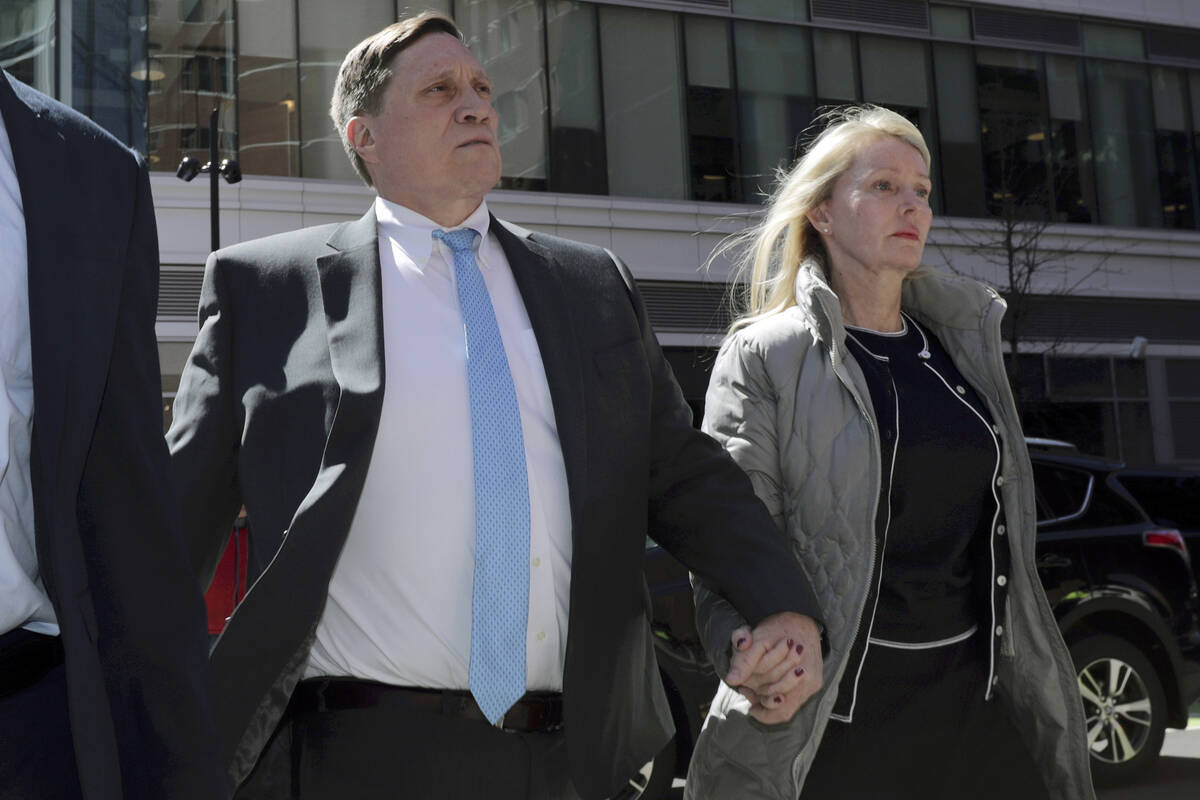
[1118,475,1200,528]
[1033,463,1092,525]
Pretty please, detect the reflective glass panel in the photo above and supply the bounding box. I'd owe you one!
[460,0,548,191]
[814,29,857,104]
[685,15,738,202]
[932,44,984,217]
[1045,56,1096,224]
[598,6,687,200]
[1086,59,1161,228]
[859,36,933,162]
[146,0,235,169]
[734,21,814,202]
[1,0,55,94]
[546,0,605,194]
[297,0,392,181]
[1151,68,1194,229]
[731,0,806,22]
[976,48,1049,220]
[237,0,299,177]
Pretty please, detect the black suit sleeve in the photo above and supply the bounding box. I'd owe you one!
[166,248,244,589]
[73,158,229,799]
[606,253,822,632]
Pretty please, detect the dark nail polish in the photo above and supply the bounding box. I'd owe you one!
[794,666,805,677]
[796,644,804,655]
[774,695,783,705]
[736,637,747,648]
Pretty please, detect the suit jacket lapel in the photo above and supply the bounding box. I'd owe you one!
[492,218,589,524]
[0,70,69,498]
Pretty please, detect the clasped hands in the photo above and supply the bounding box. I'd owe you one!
[723,611,824,725]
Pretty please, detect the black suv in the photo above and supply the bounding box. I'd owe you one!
[642,444,1200,794]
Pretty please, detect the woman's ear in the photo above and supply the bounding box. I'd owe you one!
[806,203,832,235]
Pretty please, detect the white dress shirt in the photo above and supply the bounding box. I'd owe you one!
[305,198,573,690]
[0,108,57,637]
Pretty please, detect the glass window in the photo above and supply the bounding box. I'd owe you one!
[930,5,970,39]
[1151,68,1195,229]
[1,0,55,94]
[1045,55,1097,223]
[237,0,299,177]
[731,0,806,22]
[859,36,932,147]
[1166,358,1200,396]
[1049,357,1111,399]
[1169,401,1200,459]
[75,0,150,153]
[297,0,393,181]
[1119,402,1154,464]
[460,0,548,191]
[546,1,606,194]
[1113,358,1149,398]
[1087,59,1161,227]
[814,29,858,104]
[598,6,688,200]
[734,21,814,202]
[976,48,1049,219]
[932,44,984,217]
[1083,24,1144,60]
[684,16,739,202]
[1031,463,1091,523]
[147,0,234,169]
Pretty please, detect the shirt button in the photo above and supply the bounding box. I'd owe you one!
[997,524,1006,535]
[955,385,966,394]
[531,557,541,568]
[536,631,546,641]
[996,476,1005,487]
[995,625,1004,637]
[997,575,1007,587]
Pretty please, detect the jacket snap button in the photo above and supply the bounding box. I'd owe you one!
[995,625,1004,636]
[991,424,1000,434]
[997,524,1006,535]
[995,476,1005,487]
[997,575,1007,586]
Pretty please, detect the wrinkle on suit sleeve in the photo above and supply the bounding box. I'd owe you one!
[74,155,229,799]
[166,246,244,589]
[604,253,822,635]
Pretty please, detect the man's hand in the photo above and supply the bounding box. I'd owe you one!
[723,611,823,725]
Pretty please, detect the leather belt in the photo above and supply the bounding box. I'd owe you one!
[291,679,564,734]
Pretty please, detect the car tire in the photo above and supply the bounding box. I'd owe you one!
[1069,633,1167,785]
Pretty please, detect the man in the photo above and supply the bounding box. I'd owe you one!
[0,70,225,799]
[169,12,823,799]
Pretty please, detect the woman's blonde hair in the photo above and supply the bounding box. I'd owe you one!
[719,105,931,333]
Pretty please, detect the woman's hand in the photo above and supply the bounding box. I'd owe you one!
[724,612,824,724]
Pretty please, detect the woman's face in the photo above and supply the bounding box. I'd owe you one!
[808,135,933,281]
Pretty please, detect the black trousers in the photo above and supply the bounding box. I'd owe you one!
[239,692,582,800]
[801,634,1051,800]
[0,630,82,800]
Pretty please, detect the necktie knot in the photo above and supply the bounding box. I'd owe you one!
[433,227,480,255]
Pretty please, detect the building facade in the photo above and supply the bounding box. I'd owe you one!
[5,0,1200,465]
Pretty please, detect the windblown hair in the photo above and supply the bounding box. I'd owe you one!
[718,105,931,334]
[330,12,463,187]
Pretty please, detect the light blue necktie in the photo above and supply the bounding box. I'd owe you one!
[433,227,530,725]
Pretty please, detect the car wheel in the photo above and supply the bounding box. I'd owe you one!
[1069,634,1167,785]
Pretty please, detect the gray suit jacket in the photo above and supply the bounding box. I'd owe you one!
[168,207,821,798]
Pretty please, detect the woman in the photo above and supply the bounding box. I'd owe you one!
[683,106,1094,800]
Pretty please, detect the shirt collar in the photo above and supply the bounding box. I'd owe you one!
[374,196,491,270]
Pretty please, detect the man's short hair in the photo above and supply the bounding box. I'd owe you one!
[330,12,463,187]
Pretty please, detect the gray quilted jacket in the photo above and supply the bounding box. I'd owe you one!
[684,262,1095,800]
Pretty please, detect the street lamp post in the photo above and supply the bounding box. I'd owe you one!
[176,107,241,252]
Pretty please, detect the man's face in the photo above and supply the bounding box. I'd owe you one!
[350,32,501,223]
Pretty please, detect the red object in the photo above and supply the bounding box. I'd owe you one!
[1142,529,1188,559]
[205,525,250,634]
